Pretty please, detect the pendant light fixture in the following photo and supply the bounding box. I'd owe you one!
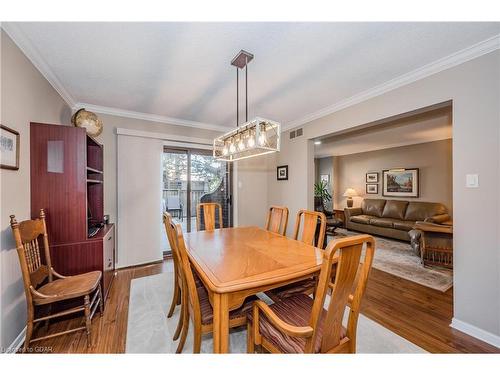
[214,50,280,161]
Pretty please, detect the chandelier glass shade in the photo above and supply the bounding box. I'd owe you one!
[213,50,280,162]
[214,117,280,161]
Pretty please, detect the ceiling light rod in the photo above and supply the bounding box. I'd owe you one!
[231,50,253,127]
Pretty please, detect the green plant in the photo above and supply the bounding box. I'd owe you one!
[314,180,332,203]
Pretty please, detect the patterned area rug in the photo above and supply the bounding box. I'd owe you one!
[125,272,426,353]
[330,229,453,292]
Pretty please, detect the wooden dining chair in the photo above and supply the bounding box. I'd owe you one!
[265,209,326,302]
[248,234,375,354]
[196,202,223,231]
[265,206,289,236]
[163,212,184,341]
[10,209,103,350]
[293,209,327,249]
[166,221,256,353]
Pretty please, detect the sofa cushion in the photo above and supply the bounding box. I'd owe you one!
[382,200,409,220]
[392,220,416,231]
[404,202,448,221]
[361,199,386,217]
[370,217,394,228]
[350,215,376,225]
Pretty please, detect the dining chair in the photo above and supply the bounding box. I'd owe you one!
[10,209,103,350]
[167,221,256,353]
[196,202,223,231]
[265,205,289,236]
[265,209,326,301]
[247,234,375,354]
[163,212,183,340]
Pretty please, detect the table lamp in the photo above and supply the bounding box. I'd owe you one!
[343,188,358,208]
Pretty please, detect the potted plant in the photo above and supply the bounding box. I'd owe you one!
[314,180,332,215]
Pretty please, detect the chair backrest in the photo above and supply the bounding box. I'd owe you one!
[10,209,53,301]
[196,202,223,231]
[167,194,181,210]
[293,209,326,248]
[265,206,289,236]
[163,212,182,279]
[171,222,202,323]
[306,234,375,353]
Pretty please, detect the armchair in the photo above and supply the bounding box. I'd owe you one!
[413,221,453,269]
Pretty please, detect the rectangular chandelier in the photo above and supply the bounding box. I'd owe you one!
[213,117,280,162]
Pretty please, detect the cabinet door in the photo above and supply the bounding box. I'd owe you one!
[30,123,87,243]
[103,226,115,297]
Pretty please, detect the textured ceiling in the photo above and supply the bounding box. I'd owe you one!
[6,22,500,129]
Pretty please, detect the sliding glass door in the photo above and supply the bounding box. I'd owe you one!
[162,147,232,236]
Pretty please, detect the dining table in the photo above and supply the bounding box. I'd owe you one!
[184,226,324,353]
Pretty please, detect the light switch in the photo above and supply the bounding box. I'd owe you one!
[466,174,479,188]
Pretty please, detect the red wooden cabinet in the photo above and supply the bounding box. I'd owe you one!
[30,122,115,301]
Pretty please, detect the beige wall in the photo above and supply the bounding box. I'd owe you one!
[0,30,72,348]
[271,50,500,342]
[334,139,452,213]
[91,114,221,225]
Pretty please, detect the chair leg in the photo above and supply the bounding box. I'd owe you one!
[176,313,189,353]
[44,304,51,332]
[84,294,92,348]
[246,321,254,353]
[24,312,34,352]
[173,293,184,340]
[193,324,201,354]
[168,276,180,318]
[98,285,104,317]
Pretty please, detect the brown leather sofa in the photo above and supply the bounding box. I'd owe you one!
[344,199,450,241]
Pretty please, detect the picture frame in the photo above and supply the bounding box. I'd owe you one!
[0,124,20,170]
[277,165,288,181]
[366,172,379,183]
[320,174,329,184]
[382,168,419,197]
[366,184,378,194]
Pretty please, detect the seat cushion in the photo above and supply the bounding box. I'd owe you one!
[369,217,394,228]
[350,215,376,225]
[34,271,102,305]
[361,199,386,217]
[404,202,448,221]
[392,220,416,231]
[382,200,409,220]
[248,294,346,353]
[197,285,256,325]
[265,278,317,301]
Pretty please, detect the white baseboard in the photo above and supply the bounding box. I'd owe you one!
[451,318,500,348]
[6,326,26,353]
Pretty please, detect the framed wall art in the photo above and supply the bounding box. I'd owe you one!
[382,168,419,197]
[0,124,20,170]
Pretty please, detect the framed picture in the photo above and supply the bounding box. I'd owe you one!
[366,184,378,194]
[366,172,379,183]
[277,165,288,181]
[0,124,20,170]
[320,174,329,184]
[382,168,419,197]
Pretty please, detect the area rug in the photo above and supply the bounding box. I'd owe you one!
[125,272,426,353]
[330,229,453,292]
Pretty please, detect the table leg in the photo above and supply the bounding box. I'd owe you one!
[212,292,230,353]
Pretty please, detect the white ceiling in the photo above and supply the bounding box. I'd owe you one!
[314,108,452,157]
[4,22,500,130]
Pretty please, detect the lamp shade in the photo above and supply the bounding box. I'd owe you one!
[343,188,358,197]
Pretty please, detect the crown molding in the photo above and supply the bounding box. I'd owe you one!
[1,23,77,108]
[77,103,231,133]
[284,34,500,131]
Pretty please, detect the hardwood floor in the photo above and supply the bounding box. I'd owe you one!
[24,260,499,353]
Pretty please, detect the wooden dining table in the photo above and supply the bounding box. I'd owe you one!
[184,226,323,353]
